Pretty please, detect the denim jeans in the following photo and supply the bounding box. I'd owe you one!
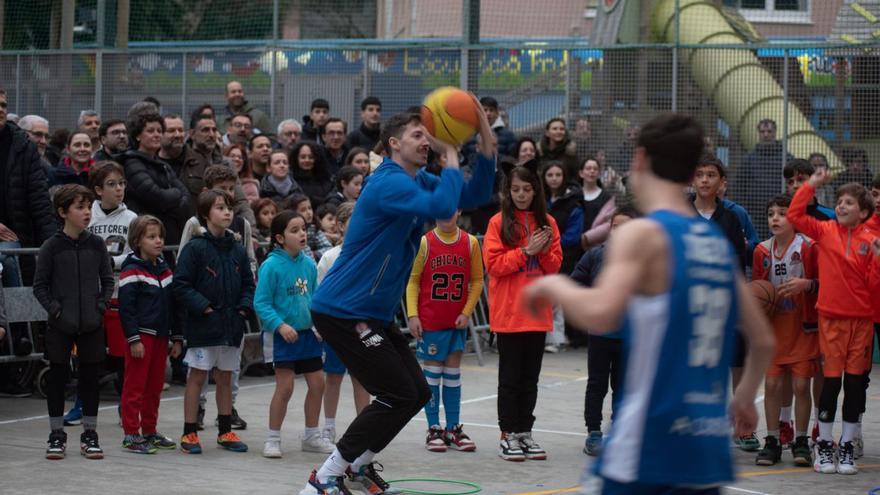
[0,241,22,288]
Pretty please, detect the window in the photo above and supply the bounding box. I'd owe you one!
[723,0,811,24]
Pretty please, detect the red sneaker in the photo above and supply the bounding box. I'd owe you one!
[444,424,476,452]
[779,420,794,448]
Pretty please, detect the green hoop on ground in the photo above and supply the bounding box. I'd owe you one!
[385,478,482,495]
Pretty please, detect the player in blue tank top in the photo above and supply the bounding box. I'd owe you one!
[525,114,775,495]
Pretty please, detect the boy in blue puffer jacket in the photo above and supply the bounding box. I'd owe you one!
[172,189,255,455]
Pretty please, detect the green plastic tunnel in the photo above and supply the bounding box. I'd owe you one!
[651,0,843,173]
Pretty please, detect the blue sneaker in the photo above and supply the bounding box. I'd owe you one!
[63,399,83,426]
[584,431,603,456]
[299,469,353,495]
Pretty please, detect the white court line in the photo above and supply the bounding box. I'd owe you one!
[725,486,773,495]
[0,382,276,425]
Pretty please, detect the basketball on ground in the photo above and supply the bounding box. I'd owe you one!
[748,279,776,317]
[420,87,480,146]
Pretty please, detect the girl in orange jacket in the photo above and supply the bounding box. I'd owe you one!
[483,165,562,462]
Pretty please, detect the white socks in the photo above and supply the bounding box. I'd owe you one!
[317,448,350,483]
[350,449,377,473]
[779,406,792,423]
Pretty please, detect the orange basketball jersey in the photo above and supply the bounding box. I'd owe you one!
[418,229,472,331]
[752,234,819,364]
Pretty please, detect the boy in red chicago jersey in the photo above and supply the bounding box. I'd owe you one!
[787,168,880,475]
[406,210,484,453]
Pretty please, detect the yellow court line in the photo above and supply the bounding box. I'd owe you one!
[739,463,880,478]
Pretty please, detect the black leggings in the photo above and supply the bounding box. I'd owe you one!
[818,373,865,424]
[47,362,100,420]
[584,335,622,431]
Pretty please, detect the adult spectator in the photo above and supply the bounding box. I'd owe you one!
[78,110,101,150]
[290,141,333,208]
[18,115,50,157]
[572,116,593,160]
[0,88,57,281]
[44,128,69,167]
[320,118,349,176]
[94,119,128,162]
[143,96,162,114]
[834,147,873,188]
[158,114,187,177]
[223,113,253,147]
[608,123,639,174]
[276,119,302,154]
[48,131,93,188]
[121,113,191,245]
[301,98,329,143]
[185,114,256,226]
[346,96,382,150]
[479,96,516,157]
[537,117,579,180]
[191,103,216,123]
[248,134,273,179]
[227,143,260,204]
[733,118,792,233]
[219,81,270,135]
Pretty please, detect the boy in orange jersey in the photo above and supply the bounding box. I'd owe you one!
[406,210,484,453]
[753,194,819,467]
[787,168,880,475]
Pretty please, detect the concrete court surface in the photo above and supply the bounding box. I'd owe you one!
[0,348,878,495]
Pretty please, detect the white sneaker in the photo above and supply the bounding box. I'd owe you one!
[322,425,336,444]
[543,344,559,354]
[302,431,335,453]
[813,440,836,474]
[854,435,863,459]
[837,441,858,475]
[262,438,282,458]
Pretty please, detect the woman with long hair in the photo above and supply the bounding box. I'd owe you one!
[289,141,334,209]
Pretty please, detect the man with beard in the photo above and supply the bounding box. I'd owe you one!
[276,119,302,154]
[219,81,270,136]
[159,114,187,178]
[223,113,253,147]
[94,120,129,162]
[346,97,381,151]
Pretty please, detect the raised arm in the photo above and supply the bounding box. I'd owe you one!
[787,170,830,241]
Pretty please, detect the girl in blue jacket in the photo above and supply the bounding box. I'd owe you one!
[254,210,332,459]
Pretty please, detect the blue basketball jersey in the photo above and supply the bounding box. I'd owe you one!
[594,210,739,486]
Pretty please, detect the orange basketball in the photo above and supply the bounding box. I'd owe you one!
[748,279,776,317]
[420,87,480,146]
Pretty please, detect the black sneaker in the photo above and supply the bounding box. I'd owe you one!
[80,430,104,459]
[792,436,812,466]
[231,407,247,430]
[197,406,205,431]
[755,436,782,466]
[46,430,67,460]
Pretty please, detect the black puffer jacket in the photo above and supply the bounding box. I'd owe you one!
[1,122,57,246]
[121,150,193,245]
[32,230,114,335]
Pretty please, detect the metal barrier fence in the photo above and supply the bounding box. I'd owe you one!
[2,40,878,240]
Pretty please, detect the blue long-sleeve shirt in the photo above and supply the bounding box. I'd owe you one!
[311,152,496,322]
[722,198,759,261]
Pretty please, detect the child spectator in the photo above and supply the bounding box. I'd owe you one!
[785,159,835,220]
[33,184,114,460]
[571,204,638,457]
[324,165,364,208]
[260,150,303,203]
[787,168,880,475]
[118,215,184,454]
[315,201,370,443]
[173,189,255,454]
[540,161,582,353]
[344,147,372,177]
[315,204,340,246]
[285,194,332,261]
[483,166,562,462]
[406,209,483,453]
[752,194,819,467]
[252,197,278,264]
[255,210,333,458]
